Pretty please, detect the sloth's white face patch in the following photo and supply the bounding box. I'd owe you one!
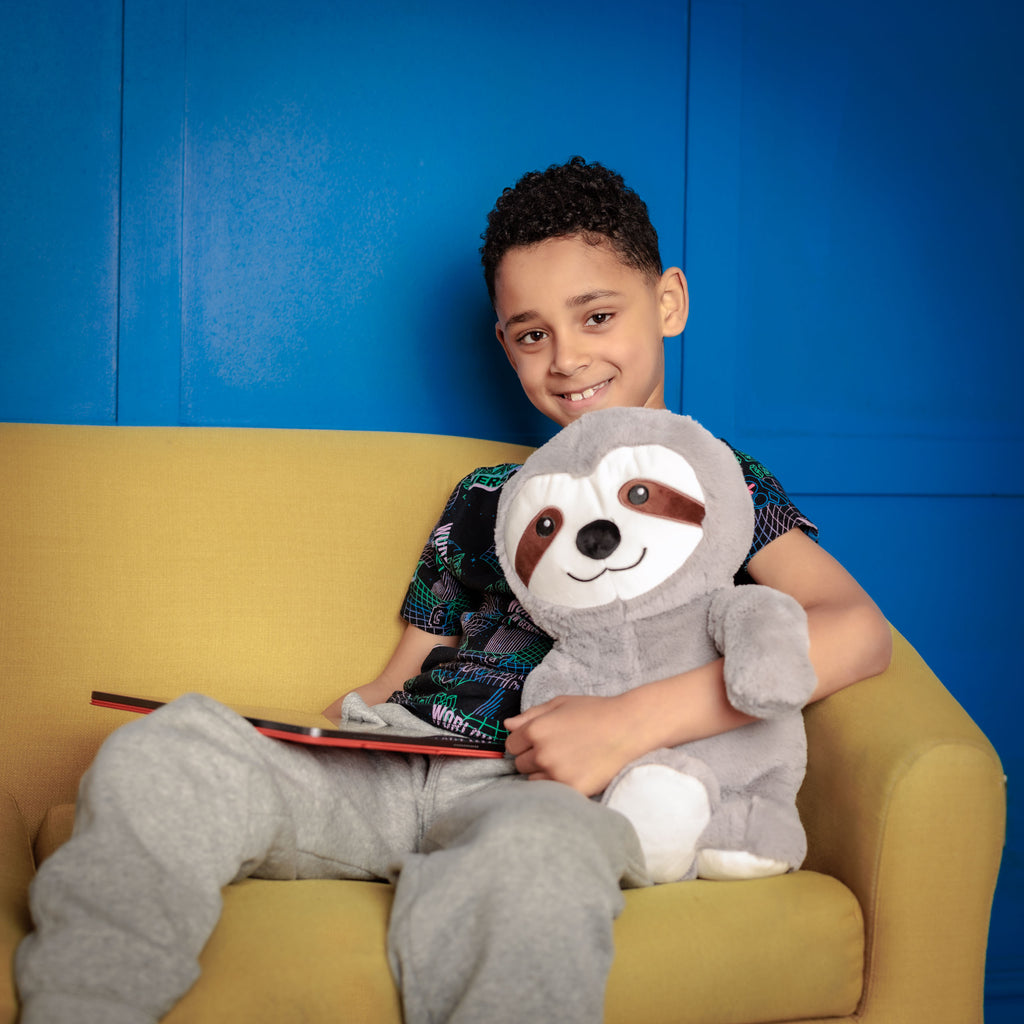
[504,444,706,609]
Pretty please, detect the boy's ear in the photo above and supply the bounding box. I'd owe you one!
[658,267,689,338]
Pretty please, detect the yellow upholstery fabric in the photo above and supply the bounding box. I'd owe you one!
[28,808,865,1024]
[798,641,1007,1023]
[166,880,404,1024]
[0,789,34,1023]
[0,423,1005,1023]
[607,872,863,1023]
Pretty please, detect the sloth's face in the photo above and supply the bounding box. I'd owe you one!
[502,443,706,610]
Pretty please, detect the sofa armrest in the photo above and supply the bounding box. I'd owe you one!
[798,627,1005,1023]
[0,786,34,1024]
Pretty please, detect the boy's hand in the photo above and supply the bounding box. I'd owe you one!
[504,694,643,797]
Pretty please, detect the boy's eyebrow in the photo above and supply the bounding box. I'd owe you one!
[567,289,622,307]
[504,309,541,328]
[504,290,624,328]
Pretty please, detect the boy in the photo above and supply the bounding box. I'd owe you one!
[16,158,891,1024]
[337,157,890,795]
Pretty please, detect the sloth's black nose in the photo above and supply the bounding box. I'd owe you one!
[576,519,621,560]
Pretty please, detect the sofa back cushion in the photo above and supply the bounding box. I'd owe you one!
[0,424,531,838]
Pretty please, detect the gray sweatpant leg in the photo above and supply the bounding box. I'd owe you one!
[15,693,444,1024]
[389,776,648,1024]
[16,694,648,1024]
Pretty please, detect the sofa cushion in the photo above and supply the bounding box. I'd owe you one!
[38,806,863,1024]
[168,872,863,1024]
[608,871,863,1023]
[0,423,534,840]
[166,878,403,1023]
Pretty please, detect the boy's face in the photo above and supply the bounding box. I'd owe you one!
[493,235,688,428]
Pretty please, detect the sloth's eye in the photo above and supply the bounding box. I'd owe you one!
[627,484,649,506]
[536,516,557,537]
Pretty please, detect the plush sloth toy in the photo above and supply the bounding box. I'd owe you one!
[495,407,817,883]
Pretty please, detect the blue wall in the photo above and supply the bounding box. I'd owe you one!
[1,0,687,440]
[2,0,1021,1013]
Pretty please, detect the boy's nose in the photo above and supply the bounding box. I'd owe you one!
[550,335,591,375]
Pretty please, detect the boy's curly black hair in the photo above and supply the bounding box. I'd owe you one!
[480,156,663,305]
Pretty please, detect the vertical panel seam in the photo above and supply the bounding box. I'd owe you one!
[177,0,188,424]
[680,0,692,408]
[114,0,127,423]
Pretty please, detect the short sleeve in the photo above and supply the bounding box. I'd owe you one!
[399,464,520,636]
[400,492,475,636]
[728,445,818,576]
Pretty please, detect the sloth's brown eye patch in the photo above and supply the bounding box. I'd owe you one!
[514,506,564,586]
[617,479,704,526]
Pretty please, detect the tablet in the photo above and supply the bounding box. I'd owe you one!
[90,691,506,757]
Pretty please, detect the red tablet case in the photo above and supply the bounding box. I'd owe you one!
[90,691,506,758]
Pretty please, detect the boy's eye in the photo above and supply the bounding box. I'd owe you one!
[586,312,613,326]
[517,330,547,346]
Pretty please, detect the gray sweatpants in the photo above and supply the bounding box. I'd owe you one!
[15,693,647,1024]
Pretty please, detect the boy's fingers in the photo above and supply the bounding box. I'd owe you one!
[507,743,537,775]
[504,704,546,731]
[504,725,533,758]
[506,694,572,726]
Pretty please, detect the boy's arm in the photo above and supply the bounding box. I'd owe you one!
[504,528,892,795]
[322,624,459,723]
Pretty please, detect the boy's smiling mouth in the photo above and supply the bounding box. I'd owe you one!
[562,379,611,403]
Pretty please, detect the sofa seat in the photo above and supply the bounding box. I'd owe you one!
[28,804,864,1024]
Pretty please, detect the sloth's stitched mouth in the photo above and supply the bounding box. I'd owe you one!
[567,548,647,583]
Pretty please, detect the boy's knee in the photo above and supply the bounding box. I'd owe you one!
[144,692,251,736]
[487,779,601,838]
[428,780,643,885]
[101,694,252,755]
[85,693,263,801]
[435,780,580,839]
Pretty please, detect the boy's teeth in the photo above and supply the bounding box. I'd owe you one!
[566,382,605,402]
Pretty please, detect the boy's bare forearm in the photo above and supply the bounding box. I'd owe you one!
[322,625,459,723]
[348,675,404,707]
[619,594,892,755]
[802,596,892,700]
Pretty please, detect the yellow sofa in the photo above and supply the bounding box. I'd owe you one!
[0,422,1006,1023]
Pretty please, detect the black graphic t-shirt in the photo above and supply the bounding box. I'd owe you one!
[388,448,817,741]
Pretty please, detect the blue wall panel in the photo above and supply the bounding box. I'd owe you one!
[116,0,187,424]
[684,0,1023,496]
[0,0,122,423]
[173,0,687,441]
